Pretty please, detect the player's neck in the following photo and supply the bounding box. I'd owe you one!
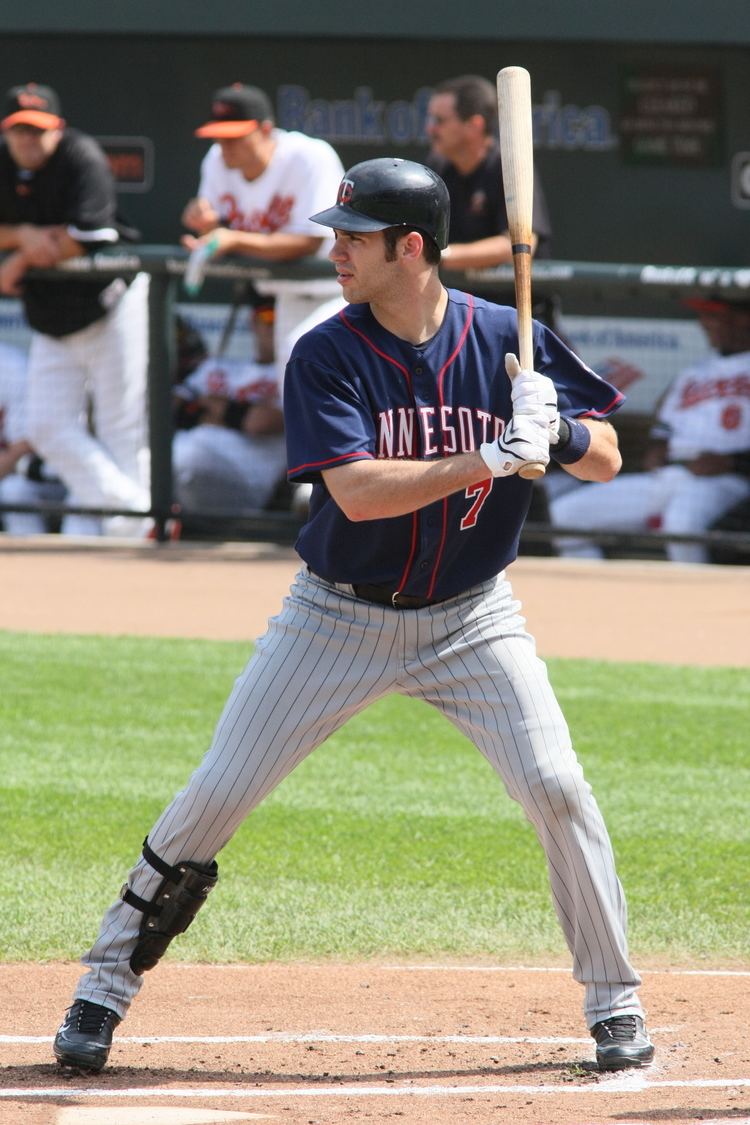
[239,136,277,182]
[451,134,493,176]
[370,277,448,345]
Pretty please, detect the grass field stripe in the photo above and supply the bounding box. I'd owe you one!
[0,1032,593,1045]
[381,964,750,976]
[3,1078,750,1099]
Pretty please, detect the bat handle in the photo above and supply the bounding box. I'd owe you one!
[511,248,546,480]
[519,461,546,480]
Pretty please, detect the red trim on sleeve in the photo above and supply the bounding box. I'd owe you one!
[579,390,625,418]
[287,450,374,475]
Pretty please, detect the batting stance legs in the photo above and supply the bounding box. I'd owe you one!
[62,568,642,1057]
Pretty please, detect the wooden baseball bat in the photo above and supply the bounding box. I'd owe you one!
[496,65,546,480]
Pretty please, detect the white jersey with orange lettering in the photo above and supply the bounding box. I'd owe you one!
[172,356,287,513]
[652,349,750,459]
[551,348,750,563]
[197,129,345,379]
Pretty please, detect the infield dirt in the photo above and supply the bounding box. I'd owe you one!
[1,540,748,1125]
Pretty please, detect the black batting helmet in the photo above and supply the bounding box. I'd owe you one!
[310,157,450,250]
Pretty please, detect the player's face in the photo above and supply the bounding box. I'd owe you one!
[3,124,62,171]
[426,93,469,160]
[329,229,395,304]
[217,127,262,173]
[698,309,750,355]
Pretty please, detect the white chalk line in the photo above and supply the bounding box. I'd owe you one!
[381,964,750,977]
[165,963,750,978]
[166,962,750,977]
[2,1077,750,1100]
[0,1030,676,1045]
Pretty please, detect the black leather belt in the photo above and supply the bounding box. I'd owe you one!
[309,569,449,610]
[352,583,449,610]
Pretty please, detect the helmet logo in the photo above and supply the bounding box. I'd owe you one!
[338,178,355,205]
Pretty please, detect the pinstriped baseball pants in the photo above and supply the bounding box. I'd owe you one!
[75,567,644,1028]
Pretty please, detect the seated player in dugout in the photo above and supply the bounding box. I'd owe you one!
[172,298,287,517]
[550,293,750,564]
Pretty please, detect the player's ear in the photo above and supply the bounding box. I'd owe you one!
[400,230,425,261]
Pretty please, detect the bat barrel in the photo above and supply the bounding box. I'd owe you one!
[497,65,546,480]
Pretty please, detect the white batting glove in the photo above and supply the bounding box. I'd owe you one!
[505,353,561,445]
[479,414,550,478]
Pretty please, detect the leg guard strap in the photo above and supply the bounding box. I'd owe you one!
[122,838,218,975]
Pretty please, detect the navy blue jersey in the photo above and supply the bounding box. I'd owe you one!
[285,289,623,598]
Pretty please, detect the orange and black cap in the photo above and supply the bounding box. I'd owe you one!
[2,82,63,131]
[194,83,273,139]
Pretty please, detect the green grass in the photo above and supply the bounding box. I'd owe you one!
[0,631,748,963]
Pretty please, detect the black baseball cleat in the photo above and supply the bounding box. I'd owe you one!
[591,1014,654,1071]
[53,999,121,1072]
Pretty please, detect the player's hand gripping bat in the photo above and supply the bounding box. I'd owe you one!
[496,66,546,480]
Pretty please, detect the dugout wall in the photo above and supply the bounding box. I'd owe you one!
[0,1,748,265]
[1,252,748,562]
[0,2,748,557]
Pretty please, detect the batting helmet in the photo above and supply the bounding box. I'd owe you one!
[310,157,450,250]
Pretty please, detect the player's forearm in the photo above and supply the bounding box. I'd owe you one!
[559,419,621,482]
[323,452,490,521]
[217,229,325,262]
[0,439,33,480]
[0,224,27,250]
[51,229,87,262]
[0,225,83,264]
[441,232,538,271]
[241,402,284,436]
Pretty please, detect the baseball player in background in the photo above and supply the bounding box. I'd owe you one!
[54,158,654,1077]
[551,294,750,563]
[0,83,150,536]
[172,315,286,514]
[181,83,346,384]
[426,74,552,271]
[0,339,67,533]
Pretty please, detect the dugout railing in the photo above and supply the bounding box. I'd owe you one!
[1,248,749,562]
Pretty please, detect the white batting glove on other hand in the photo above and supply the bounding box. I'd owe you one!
[479,414,551,478]
[505,353,561,445]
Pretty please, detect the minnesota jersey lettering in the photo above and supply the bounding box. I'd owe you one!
[376,404,503,458]
[285,289,623,599]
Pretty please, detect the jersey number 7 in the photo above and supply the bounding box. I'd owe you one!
[460,480,493,530]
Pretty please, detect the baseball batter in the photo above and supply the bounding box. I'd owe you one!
[551,294,750,563]
[54,158,653,1076]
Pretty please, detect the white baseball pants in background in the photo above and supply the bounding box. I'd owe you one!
[26,273,151,533]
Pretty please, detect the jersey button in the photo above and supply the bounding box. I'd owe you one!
[419,561,429,572]
[414,366,423,375]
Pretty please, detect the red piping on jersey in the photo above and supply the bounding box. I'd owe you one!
[424,294,474,599]
[580,390,625,418]
[288,450,373,475]
[339,308,413,388]
[397,513,419,593]
[341,307,419,592]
